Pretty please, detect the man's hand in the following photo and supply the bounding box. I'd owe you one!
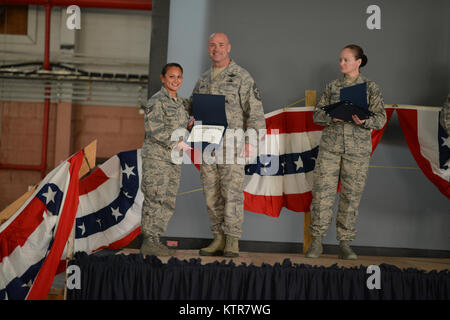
[177,141,192,152]
[240,143,256,158]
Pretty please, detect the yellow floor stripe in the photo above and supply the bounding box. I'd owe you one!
[369,165,419,170]
[177,187,203,196]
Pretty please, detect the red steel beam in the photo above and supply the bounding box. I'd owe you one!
[39,4,52,178]
[2,0,153,10]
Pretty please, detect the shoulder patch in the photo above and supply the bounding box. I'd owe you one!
[253,83,261,101]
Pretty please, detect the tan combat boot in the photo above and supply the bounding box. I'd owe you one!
[199,233,225,256]
[140,235,175,257]
[223,235,239,258]
[305,236,323,258]
[338,241,357,260]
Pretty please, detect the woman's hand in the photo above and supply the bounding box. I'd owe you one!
[333,118,344,122]
[177,141,192,152]
[187,118,195,130]
[352,114,366,125]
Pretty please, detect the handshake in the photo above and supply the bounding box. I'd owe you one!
[178,117,257,159]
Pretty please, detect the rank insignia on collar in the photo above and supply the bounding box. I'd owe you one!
[144,105,153,114]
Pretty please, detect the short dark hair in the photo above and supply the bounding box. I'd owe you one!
[161,62,183,76]
[343,44,368,68]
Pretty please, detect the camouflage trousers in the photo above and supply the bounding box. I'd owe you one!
[200,163,246,238]
[310,148,370,241]
[141,156,181,238]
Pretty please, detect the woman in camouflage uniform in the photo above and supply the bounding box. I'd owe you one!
[306,45,387,260]
[140,63,192,256]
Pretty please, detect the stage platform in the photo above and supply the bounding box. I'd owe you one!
[62,248,449,300]
[117,248,450,272]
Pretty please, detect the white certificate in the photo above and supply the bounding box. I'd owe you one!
[187,125,225,145]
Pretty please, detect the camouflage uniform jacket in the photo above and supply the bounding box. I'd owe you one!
[313,74,387,156]
[440,93,450,135]
[189,59,266,134]
[143,86,189,162]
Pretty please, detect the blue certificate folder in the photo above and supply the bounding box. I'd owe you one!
[322,82,373,122]
[339,82,368,110]
[188,94,228,150]
[192,93,228,126]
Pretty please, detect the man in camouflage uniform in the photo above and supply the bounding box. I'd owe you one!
[188,33,266,257]
[306,73,386,260]
[440,93,450,135]
[141,83,189,256]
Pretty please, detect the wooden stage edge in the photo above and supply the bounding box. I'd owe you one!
[117,249,450,273]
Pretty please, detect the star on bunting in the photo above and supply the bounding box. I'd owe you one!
[78,223,86,236]
[441,136,450,149]
[294,156,304,171]
[122,164,136,179]
[42,186,57,205]
[111,206,123,221]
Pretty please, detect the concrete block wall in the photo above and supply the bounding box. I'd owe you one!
[0,101,56,209]
[71,104,144,159]
[0,101,57,165]
[0,101,144,209]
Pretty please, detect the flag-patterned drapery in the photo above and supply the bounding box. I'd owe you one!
[0,151,83,300]
[243,106,394,217]
[396,106,449,198]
